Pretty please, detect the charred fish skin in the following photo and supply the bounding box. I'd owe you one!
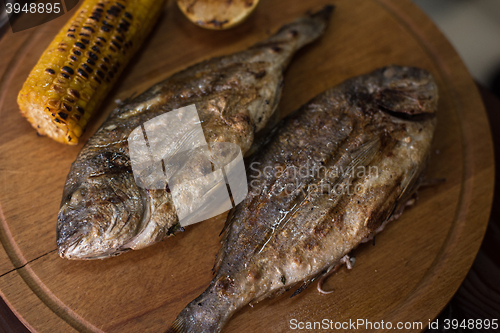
[167,66,438,333]
[56,6,335,260]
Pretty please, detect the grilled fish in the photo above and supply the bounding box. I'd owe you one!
[167,66,438,333]
[57,6,334,259]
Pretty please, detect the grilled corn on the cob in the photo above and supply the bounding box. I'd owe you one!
[18,0,165,145]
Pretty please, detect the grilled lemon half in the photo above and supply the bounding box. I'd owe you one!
[177,0,260,30]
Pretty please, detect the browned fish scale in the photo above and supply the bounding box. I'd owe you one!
[167,66,438,333]
[56,6,334,259]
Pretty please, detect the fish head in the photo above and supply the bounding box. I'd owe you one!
[373,66,438,115]
[57,151,147,259]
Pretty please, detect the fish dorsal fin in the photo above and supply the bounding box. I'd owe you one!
[213,206,238,273]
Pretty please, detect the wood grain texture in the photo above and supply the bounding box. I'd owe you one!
[0,0,494,332]
[450,85,500,328]
[424,85,500,333]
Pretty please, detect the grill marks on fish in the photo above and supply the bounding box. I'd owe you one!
[220,127,383,265]
[57,6,334,259]
[167,66,438,333]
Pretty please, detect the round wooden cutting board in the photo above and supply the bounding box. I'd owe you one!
[0,0,494,332]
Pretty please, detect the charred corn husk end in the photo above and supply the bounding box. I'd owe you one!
[17,0,165,145]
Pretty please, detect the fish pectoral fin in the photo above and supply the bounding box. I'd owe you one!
[398,166,420,202]
[212,241,225,274]
[384,166,422,223]
[343,137,381,177]
[387,174,444,223]
[245,108,282,157]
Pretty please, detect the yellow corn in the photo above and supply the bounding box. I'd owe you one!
[18,0,165,145]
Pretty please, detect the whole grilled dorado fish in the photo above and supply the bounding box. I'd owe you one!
[57,6,334,259]
[167,66,438,333]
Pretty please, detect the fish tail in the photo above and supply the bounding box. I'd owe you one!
[287,4,335,48]
[308,4,335,22]
[166,304,224,333]
[254,5,335,55]
[166,307,217,333]
[165,317,186,333]
[166,283,235,333]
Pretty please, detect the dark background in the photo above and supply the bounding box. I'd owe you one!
[0,1,499,331]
